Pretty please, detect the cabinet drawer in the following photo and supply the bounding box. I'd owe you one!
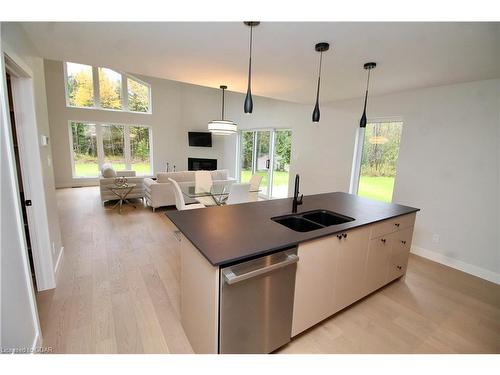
[370,213,416,239]
[391,226,414,256]
[386,252,409,282]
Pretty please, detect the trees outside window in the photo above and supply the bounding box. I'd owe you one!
[99,68,122,110]
[357,121,403,202]
[239,129,292,199]
[70,122,152,178]
[128,77,150,112]
[130,126,152,175]
[66,63,94,107]
[102,125,125,169]
[71,123,98,176]
[65,62,151,113]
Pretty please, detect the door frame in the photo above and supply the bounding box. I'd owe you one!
[3,46,56,291]
[1,43,43,350]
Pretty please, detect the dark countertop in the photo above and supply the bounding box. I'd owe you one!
[166,192,419,267]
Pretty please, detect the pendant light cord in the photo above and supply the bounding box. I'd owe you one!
[247,25,253,91]
[221,87,225,120]
[316,51,323,101]
[363,68,371,111]
[366,68,371,92]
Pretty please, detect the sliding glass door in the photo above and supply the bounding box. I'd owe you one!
[255,130,271,197]
[239,129,292,199]
[272,130,292,199]
[240,130,255,184]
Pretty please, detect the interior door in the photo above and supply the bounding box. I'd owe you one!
[255,130,271,198]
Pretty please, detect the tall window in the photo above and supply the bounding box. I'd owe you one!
[102,124,125,169]
[130,126,152,175]
[69,122,152,178]
[70,123,98,176]
[351,121,403,202]
[65,62,151,113]
[66,63,94,108]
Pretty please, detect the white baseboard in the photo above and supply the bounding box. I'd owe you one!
[56,180,99,188]
[54,246,64,278]
[411,246,500,285]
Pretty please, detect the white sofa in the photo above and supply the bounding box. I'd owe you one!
[144,169,236,210]
[99,164,145,203]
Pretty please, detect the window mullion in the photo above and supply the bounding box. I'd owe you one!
[122,74,128,111]
[124,126,131,170]
[93,67,100,108]
[148,126,153,175]
[96,124,104,170]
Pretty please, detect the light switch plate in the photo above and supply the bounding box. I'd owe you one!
[40,135,49,146]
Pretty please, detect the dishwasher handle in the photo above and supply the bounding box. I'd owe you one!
[223,253,299,285]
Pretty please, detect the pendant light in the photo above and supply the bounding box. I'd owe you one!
[359,62,376,128]
[243,21,260,113]
[312,42,330,123]
[208,85,237,135]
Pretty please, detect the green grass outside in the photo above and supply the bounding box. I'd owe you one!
[241,170,289,192]
[358,175,395,203]
[75,162,151,177]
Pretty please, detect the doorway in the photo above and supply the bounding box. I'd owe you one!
[6,72,37,289]
[350,121,403,202]
[4,53,56,291]
[239,129,292,199]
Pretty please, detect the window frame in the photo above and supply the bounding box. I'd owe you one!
[126,75,153,114]
[349,117,404,198]
[68,120,154,179]
[64,62,152,114]
[63,61,96,109]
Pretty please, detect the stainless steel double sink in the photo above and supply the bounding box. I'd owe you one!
[272,210,355,232]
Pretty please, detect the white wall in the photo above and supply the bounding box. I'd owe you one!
[44,57,499,283]
[44,60,231,187]
[1,23,63,280]
[227,79,500,282]
[47,57,363,198]
[322,79,500,281]
[0,25,40,352]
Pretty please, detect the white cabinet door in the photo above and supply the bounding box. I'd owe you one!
[364,234,392,294]
[292,236,338,337]
[332,226,370,313]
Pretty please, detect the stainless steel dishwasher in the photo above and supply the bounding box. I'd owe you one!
[219,248,299,354]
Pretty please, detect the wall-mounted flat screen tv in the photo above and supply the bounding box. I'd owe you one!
[188,132,212,147]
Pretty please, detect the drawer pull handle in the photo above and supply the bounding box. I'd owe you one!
[395,223,400,227]
[342,233,347,239]
[401,240,407,245]
[397,265,402,270]
[337,234,342,240]
[381,238,386,243]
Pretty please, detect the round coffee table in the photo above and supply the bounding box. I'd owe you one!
[107,183,137,214]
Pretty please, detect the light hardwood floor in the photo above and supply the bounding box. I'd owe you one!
[37,187,500,354]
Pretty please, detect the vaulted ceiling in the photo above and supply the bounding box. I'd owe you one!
[21,22,500,104]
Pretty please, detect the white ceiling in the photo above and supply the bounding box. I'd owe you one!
[21,22,500,104]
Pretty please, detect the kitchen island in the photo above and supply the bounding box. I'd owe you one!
[166,192,419,354]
